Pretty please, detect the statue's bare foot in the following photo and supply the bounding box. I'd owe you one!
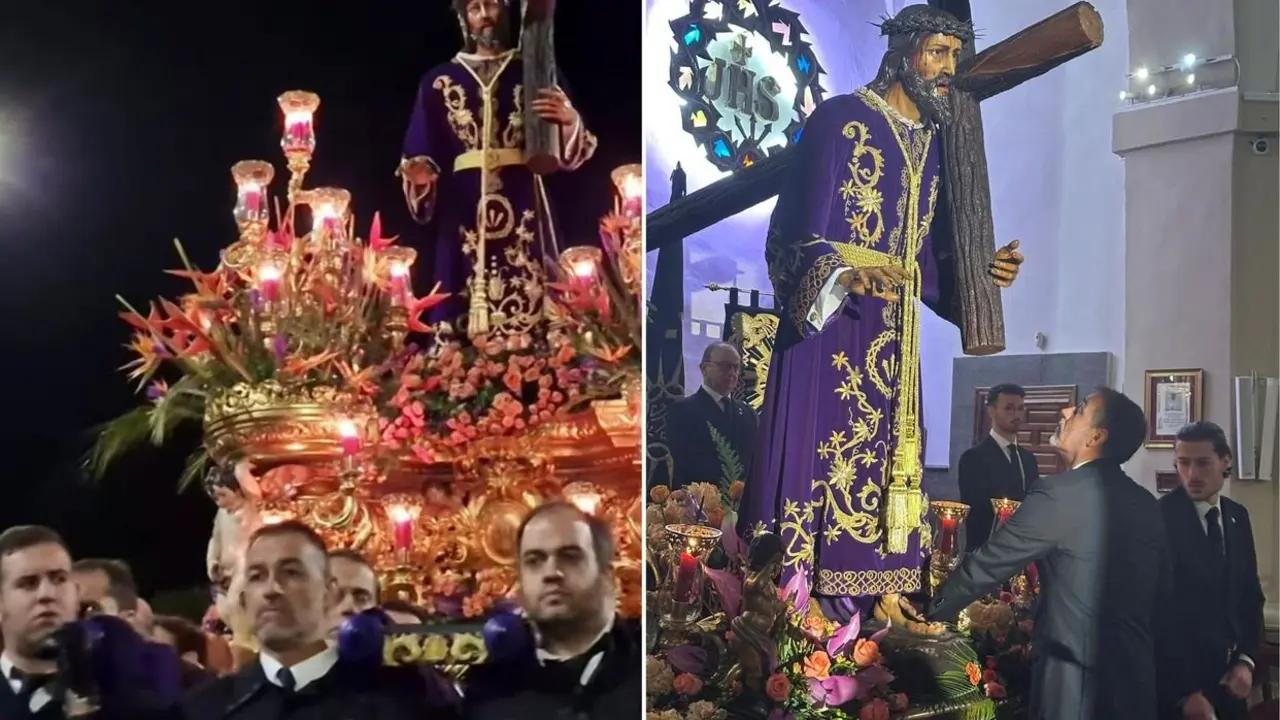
[873,593,946,635]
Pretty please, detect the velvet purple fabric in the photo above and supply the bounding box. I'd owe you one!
[401,51,596,335]
[738,88,946,605]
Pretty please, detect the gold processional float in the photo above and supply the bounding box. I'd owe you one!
[87,91,644,663]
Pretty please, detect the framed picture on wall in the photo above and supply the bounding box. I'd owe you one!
[1155,471,1181,494]
[1143,368,1205,448]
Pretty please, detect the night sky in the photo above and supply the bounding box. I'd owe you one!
[0,1,641,599]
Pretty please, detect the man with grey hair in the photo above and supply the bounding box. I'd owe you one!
[665,342,758,490]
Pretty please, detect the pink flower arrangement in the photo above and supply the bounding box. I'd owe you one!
[378,333,589,458]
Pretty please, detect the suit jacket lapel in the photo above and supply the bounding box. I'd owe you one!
[1171,488,1221,578]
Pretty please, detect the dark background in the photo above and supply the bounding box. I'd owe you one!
[0,1,641,601]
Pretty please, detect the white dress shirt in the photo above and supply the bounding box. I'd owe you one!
[534,615,615,689]
[2,653,55,713]
[259,644,339,691]
[700,385,727,409]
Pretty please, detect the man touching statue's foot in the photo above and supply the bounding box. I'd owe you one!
[873,593,946,635]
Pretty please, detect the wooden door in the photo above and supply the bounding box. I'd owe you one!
[972,385,1078,476]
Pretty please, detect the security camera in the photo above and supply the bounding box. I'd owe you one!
[1251,136,1271,155]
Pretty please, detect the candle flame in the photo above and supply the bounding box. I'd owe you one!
[571,260,595,278]
[285,111,313,127]
[258,263,282,281]
[389,505,414,523]
[569,491,602,515]
[337,419,359,438]
[239,181,262,194]
[621,174,643,200]
[314,203,339,222]
[389,262,409,278]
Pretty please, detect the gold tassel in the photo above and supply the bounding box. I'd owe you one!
[468,275,489,337]
[886,482,911,554]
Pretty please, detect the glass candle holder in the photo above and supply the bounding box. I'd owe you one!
[929,500,970,592]
[559,245,603,281]
[990,497,1021,538]
[610,163,642,219]
[278,91,320,157]
[231,160,274,229]
[309,187,352,243]
[382,494,423,559]
[658,524,722,629]
[381,247,418,308]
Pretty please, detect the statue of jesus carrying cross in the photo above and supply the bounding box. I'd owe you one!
[736,2,1082,634]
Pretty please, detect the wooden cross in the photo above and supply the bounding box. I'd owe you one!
[645,1,1104,355]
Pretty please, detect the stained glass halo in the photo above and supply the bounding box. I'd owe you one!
[667,0,826,172]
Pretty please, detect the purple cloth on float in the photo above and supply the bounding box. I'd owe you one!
[737,88,947,602]
[401,52,595,334]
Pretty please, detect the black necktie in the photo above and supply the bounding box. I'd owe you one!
[1007,444,1025,492]
[719,397,730,414]
[276,667,297,693]
[1205,506,1226,560]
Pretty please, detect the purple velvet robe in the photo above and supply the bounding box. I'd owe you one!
[401,50,597,337]
[738,88,950,603]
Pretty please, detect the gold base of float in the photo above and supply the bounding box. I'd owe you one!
[206,379,642,619]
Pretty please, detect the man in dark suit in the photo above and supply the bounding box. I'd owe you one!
[182,521,457,719]
[666,342,758,490]
[957,383,1041,551]
[465,502,641,719]
[926,386,1205,720]
[1159,421,1266,720]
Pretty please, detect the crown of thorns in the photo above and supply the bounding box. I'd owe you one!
[875,13,976,42]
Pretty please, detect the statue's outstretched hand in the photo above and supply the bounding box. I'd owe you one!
[532,86,579,127]
[989,239,1023,287]
[838,265,911,303]
[399,157,437,188]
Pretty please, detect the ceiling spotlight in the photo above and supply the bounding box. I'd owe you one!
[1182,53,1196,69]
[1147,84,1158,96]
[1135,67,1149,80]
[1186,74,1196,86]
[1118,90,1129,100]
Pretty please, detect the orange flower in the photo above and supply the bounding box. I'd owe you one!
[801,651,831,680]
[705,507,725,528]
[800,614,827,641]
[650,485,671,503]
[727,480,744,500]
[965,661,982,685]
[852,638,881,667]
[673,672,703,695]
[859,698,889,720]
[764,673,791,702]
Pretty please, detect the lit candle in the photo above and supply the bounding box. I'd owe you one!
[258,263,282,304]
[673,552,697,603]
[997,506,1014,526]
[939,515,956,555]
[337,419,361,457]
[571,258,596,280]
[231,160,274,227]
[388,262,409,307]
[390,506,413,553]
[277,91,320,156]
[621,173,643,218]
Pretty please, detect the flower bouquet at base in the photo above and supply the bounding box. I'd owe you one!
[966,592,1034,702]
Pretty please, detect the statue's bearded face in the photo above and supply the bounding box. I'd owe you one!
[904,33,963,125]
[464,0,507,51]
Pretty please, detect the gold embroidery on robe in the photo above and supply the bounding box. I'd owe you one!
[777,89,939,596]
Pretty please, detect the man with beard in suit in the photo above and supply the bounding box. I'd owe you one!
[181,521,457,719]
[666,342,758,490]
[958,383,1041,551]
[926,387,1206,719]
[1159,421,1265,720]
